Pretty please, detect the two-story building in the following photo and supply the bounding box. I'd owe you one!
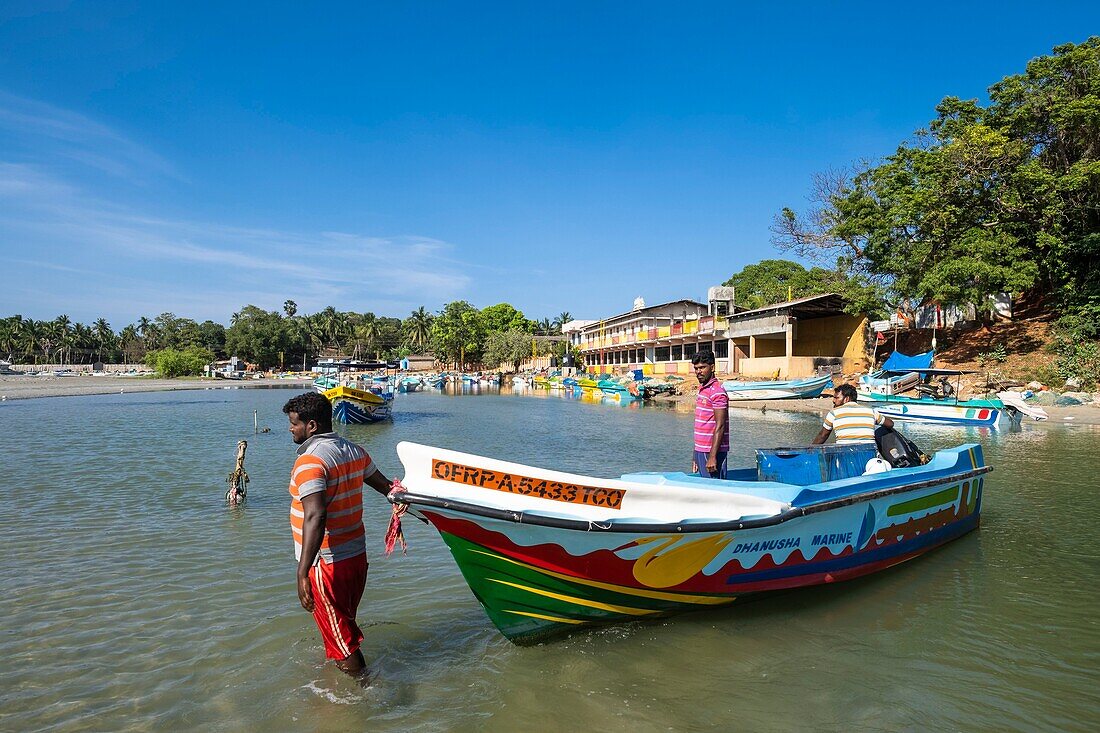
[569,291,869,378]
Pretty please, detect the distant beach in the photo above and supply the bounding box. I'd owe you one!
[0,374,311,401]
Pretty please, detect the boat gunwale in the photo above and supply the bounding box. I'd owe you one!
[392,465,991,534]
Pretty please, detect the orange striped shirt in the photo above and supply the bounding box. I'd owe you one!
[289,432,376,563]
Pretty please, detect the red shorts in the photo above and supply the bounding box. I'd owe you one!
[309,554,368,660]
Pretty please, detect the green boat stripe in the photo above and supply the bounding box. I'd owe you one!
[486,578,660,616]
[466,548,731,606]
[501,609,586,625]
[887,486,960,516]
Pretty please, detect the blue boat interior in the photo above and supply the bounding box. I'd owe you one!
[620,443,982,507]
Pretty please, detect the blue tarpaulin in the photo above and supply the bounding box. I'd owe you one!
[880,350,934,373]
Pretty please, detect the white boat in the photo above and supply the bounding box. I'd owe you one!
[722,374,833,400]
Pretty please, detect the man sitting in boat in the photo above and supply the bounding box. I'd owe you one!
[812,383,893,445]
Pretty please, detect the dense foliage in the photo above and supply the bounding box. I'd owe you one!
[1,302,571,372]
[722,259,885,317]
[144,346,216,378]
[773,38,1100,327]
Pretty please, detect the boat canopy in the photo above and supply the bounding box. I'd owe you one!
[879,350,934,373]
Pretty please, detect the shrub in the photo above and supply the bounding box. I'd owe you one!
[1055,341,1100,389]
[976,343,1008,368]
[145,346,215,377]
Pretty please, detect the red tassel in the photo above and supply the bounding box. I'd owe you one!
[384,479,408,556]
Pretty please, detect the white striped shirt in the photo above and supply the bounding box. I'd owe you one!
[822,403,884,443]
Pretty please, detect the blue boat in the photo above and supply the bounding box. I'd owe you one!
[722,374,833,400]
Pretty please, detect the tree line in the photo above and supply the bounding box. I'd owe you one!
[0,301,574,371]
[773,37,1100,338]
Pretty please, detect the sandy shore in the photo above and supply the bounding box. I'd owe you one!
[4,372,1098,426]
[0,374,313,401]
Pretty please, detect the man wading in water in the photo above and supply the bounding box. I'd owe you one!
[283,392,398,676]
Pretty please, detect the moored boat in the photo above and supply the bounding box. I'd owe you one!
[391,440,990,644]
[399,376,424,393]
[323,385,393,424]
[857,369,1047,426]
[723,374,833,400]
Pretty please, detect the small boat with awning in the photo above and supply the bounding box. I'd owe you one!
[391,440,990,644]
[722,374,833,400]
[859,350,932,396]
[858,369,1047,427]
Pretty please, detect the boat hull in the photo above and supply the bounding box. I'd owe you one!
[394,442,987,643]
[323,386,393,424]
[723,375,833,400]
[859,394,1001,426]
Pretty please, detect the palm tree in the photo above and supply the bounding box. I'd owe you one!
[553,311,573,335]
[535,317,553,335]
[120,324,141,363]
[72,322,93,364]
[404,306,433,349]
[137,316,159,352]
[283,300,298,318]
[18,319,41,363]
[0,316,19,360]
[317,306,342,350]
[93,318,114,362]
[353,314,381,360]
[52,315,72,365]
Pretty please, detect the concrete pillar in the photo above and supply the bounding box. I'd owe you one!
[749,335,756,359]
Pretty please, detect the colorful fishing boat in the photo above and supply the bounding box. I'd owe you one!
[322,385,393,424]
[722,374,833,400]
[856,368,1049,427]
[392,440,990,644]
[860,394,1001,427]
[577,375,599,389]
[598,377,643,400]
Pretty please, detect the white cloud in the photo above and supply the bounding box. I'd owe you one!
[0,92,472,322]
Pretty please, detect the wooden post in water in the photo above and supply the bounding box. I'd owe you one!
[253,410,258,434]
[226,440,249,505]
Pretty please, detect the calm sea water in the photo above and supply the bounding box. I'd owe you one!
[1,386,1098,732]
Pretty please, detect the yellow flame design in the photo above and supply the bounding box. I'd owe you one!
[631,534,733,588]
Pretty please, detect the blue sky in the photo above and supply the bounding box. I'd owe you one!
[1,2,1096,328]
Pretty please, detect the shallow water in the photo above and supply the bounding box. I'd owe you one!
[1,387,1097,731]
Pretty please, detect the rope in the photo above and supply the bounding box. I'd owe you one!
[383,478,409,555]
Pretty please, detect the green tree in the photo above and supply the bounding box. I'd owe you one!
[403,306,434,350]
[145,346,215,377]
[283,300,298,318]
[483,329,537,369]
[224,305,289,369]
[480,303,530,333]
[775,38,1100,323]
[431,301,485,367]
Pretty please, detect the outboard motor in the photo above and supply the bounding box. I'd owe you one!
[874,425,930,468]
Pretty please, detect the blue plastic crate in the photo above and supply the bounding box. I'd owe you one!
[755,444,879,486]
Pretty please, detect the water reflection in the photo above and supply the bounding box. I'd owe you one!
[1,389,1097,732]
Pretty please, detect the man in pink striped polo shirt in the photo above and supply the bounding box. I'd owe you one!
[692,349,729,479]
